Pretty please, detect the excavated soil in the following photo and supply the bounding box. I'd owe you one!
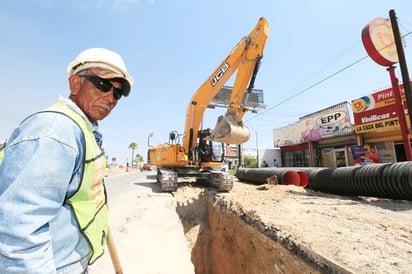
[93,170,412,273]
[174,180,412,274]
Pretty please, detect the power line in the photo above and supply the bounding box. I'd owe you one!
[247,30,412,123]
[247,55,369,122]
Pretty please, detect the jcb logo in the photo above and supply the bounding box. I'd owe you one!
[211,62,229,87]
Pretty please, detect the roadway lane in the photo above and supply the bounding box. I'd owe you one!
[104,171,148,204]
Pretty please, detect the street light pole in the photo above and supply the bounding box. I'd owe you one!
[147,132,155,165]
[147,132,155,147]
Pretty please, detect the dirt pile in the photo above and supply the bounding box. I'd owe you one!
[174,180,412,274]
[91,171,412,273]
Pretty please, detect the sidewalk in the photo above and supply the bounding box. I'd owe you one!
[89,171,195,274]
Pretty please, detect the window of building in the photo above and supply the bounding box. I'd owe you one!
[284,149,310,167]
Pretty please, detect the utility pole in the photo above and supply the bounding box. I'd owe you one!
[390,9,412,128]
[390,9,412,160]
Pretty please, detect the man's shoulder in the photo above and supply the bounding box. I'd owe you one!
[27,110,82,129]
[11,111,84,149]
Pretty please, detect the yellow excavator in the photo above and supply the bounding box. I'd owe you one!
[148,17,269,192]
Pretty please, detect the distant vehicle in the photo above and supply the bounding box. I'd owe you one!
[143,163,153,171]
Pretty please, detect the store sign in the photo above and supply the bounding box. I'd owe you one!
[274,102,353,146]
[321,148,333,155]
[351,84,404,113]
[300,102,353,142]
[316,111,347,125]
[355,116,400,133]
[362,17,398,67]
[352,82,410,133]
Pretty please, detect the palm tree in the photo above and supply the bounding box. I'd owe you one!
[135,154,144,163]
[128,142,138,168]
[134,154,144,170]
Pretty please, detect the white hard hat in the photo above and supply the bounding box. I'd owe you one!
[67,48,135,95]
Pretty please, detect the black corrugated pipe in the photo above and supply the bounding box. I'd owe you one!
[236,168,301,186]
[235,164,412,200]
[304,162,412,200]
[273,167,330,189]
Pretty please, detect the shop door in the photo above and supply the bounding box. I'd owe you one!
[334,148,347,168]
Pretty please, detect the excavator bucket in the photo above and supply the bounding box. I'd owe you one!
[209,115,250,144]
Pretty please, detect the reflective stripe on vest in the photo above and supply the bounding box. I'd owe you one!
[45,102,108,264]
[0,141,5,164]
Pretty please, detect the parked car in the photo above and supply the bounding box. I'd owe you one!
[143,163,153,171]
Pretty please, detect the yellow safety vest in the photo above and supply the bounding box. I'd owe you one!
[45,102,108,264]
[0,101,108,264]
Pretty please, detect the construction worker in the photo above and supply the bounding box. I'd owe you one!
[0,48,134,273]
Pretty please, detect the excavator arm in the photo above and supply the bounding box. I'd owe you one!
[148,17,268,192]
[183,17,269,153]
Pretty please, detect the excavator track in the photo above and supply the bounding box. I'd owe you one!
[157,168,178,192]
[209,170,234,192]
[198,170,234,192]
[157,168,234,192]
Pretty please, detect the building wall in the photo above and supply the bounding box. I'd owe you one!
[258,148,281,167]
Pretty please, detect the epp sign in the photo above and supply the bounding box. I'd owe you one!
[316,111,346,126]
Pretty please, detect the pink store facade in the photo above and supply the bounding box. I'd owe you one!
[273,82,412,168]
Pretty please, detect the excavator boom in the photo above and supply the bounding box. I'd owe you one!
[148,17,269,192]
[184,17,269,150]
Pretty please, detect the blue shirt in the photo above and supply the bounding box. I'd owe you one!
[0,96,98,273]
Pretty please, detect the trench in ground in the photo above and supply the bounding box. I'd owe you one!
[175,189,348,274]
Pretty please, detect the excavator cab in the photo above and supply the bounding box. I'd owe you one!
[196,129,225,164]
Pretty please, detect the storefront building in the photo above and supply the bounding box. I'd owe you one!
[273,82,412,168]
[274,102,356,168]
[352,82,411,163]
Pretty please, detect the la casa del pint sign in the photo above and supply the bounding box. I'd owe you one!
[352,82,411,134]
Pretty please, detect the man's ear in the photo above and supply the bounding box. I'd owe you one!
[69,75,81,96]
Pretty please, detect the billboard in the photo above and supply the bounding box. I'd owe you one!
[274,102,353,146]
[351,82,411,133]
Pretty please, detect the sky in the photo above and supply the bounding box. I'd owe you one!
[1,1,412,165]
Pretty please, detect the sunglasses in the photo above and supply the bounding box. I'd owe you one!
[79,75,127,100]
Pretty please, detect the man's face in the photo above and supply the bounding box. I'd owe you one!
[69,71,122,122]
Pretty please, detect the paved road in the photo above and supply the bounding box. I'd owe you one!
[89,170,195,274]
